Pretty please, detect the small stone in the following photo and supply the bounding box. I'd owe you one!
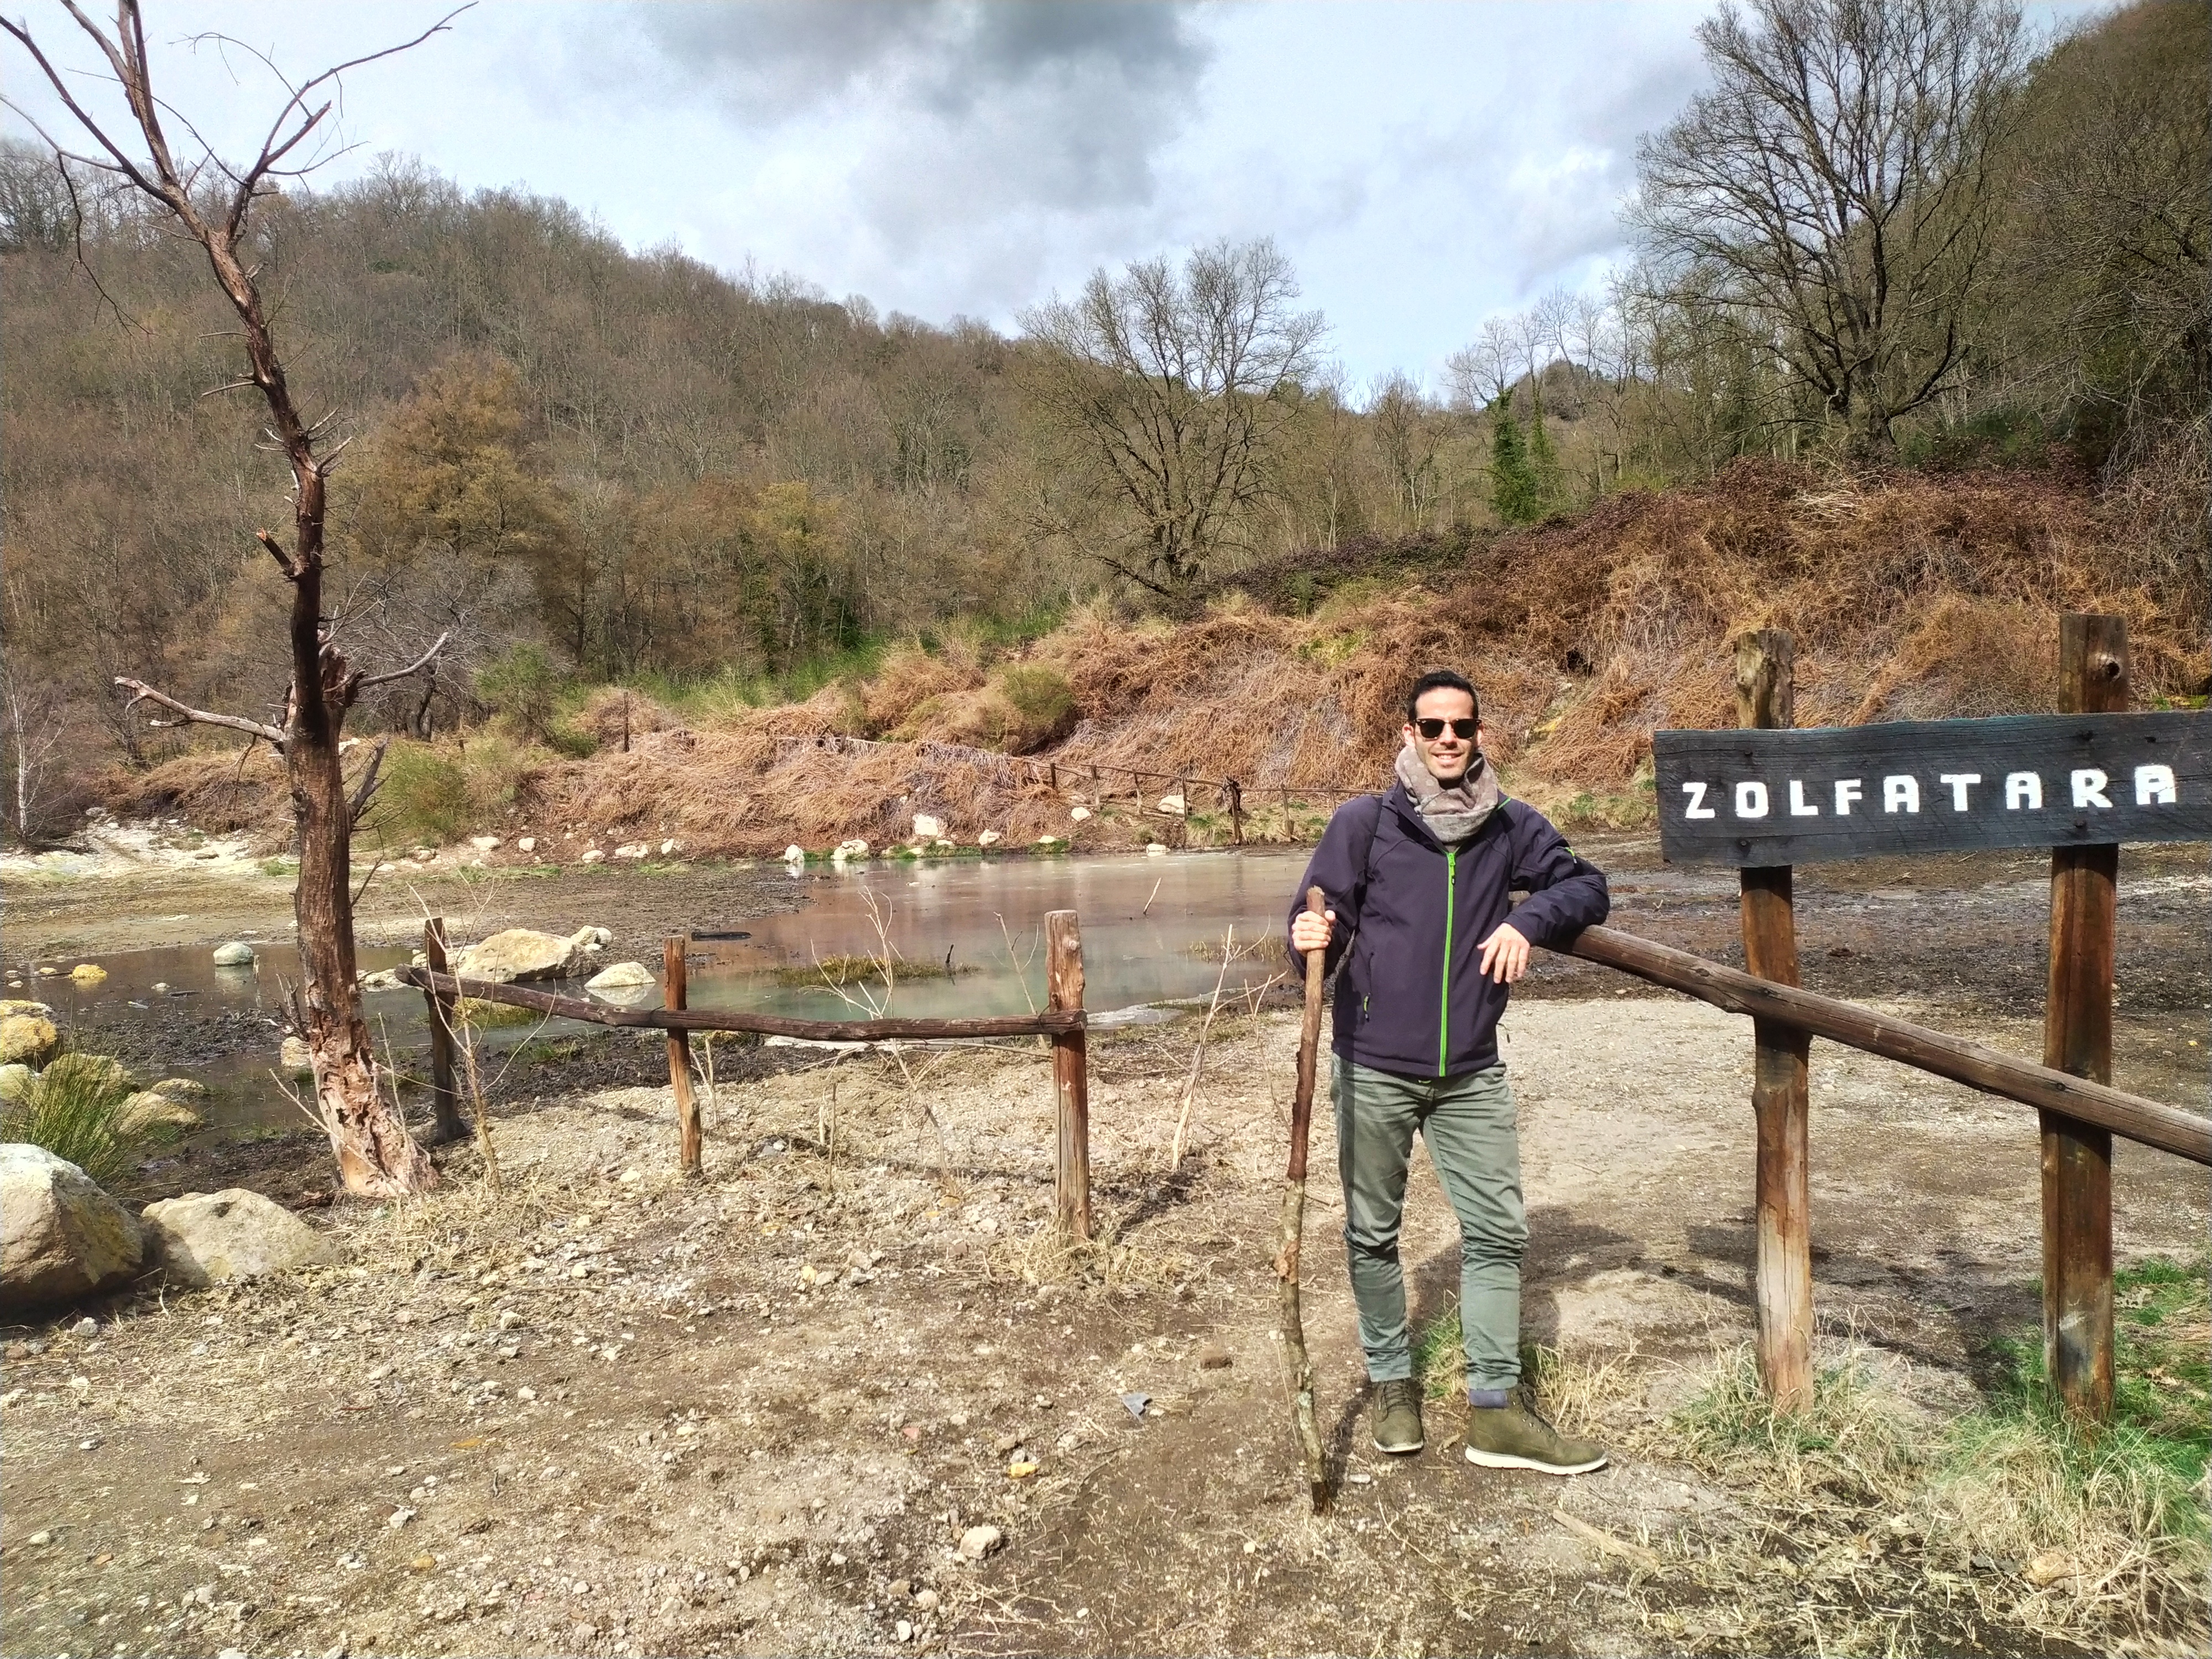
[912,814,945,841]
[1198,1341,1232,1370]
[784,844,806,862]
[2025,1550,2078,1586]
[580,849,607,864]
[1069,806,1091,821]
[389,1507,416,1528]
[27,1530,51,1545]
[660,839,679,855]
[957,1524,1002,1560]
[888,1578,911,1598]
[914,1588,940,1611]
[517,836,537,853]
[469,836,502,852]
[570,1264,589,1279]
[1145,842,1169,856]
[613,842,650,859]
[977,830,1001,846]
[72,1317,96,1337]
[411,1553,436,1571]
[211,943,256,967]
[895,1619,914,1642]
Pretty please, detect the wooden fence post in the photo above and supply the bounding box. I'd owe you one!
[420,918,467,1145]
[1736,630,1813,1411]
[664,935,702,1177]
[1227,778,1245,846]
[1047,910,1090,1240]
[2043,612,2125,1422]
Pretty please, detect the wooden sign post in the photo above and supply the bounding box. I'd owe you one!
[664,936,702,1177]
[1047,910,1091,1240]
[419,917,467,1145]
[2042,614,2126,1422]
[1735,632,1813,1411]
[1653,613,2204,1423]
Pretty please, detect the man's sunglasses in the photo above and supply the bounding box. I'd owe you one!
[1414,717,1478,740]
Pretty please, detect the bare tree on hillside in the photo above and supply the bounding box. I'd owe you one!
[1367,372,1444,532]
[3,1,463,1193]
[1631,0,2028,460]
[1020,238,1324,597]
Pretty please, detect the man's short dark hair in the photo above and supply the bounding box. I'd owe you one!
[1406,670,1479,724]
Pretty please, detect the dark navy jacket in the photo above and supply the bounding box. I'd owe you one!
[1285,784,1609,1079]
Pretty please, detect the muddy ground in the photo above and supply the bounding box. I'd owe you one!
[2,843,2206,1658]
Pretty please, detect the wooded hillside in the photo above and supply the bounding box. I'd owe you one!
[2,0,2203,842]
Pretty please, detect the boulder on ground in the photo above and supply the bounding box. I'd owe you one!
[140,1188,338,1287]
[451,926,611,983]
[586,961,655,991]
[0,1014,60,1068]
[69,964,107,986]
[0,999,53,1019]
[0,1144,144,1311]
[912,813,945,841]
[117,1091,205,1134]
[0,1063,32,1102]
[211,942,256,967]
[977,830,1003,846]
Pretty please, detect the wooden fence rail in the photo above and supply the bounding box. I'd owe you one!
[395,911,1095,1230]
[1554,925,2211,1166]
[394,966,1085,1041]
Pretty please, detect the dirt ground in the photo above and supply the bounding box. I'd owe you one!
[2,846,2206,1659]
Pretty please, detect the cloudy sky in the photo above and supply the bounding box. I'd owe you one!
[3,0,2107,397]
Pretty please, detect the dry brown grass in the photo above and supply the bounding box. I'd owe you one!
[1522,1338,2211,1658]
[100,462,2206,854]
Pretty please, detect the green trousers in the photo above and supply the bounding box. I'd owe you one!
[1333,1055,1526,1391]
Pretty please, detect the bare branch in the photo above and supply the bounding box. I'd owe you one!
[256,528,300,576]
[355,631,451,692]
[114,677,285,747]
[347,737,391,826]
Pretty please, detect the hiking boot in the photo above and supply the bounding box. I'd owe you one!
[1463,1395,1606,1475]
[1370,1378,1426,1454]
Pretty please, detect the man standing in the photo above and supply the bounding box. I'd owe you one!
[1286,669,1610,1473]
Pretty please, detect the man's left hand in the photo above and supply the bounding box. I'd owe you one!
[1477,922,1530,984]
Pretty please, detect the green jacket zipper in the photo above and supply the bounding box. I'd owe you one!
[1438,845,1456,1077]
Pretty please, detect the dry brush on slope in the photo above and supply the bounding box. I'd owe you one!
[98,462,2208,858]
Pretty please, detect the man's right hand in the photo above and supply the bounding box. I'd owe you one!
[1291,907,1335,956]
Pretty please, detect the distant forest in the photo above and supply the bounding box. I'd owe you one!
[1,0,2203,836]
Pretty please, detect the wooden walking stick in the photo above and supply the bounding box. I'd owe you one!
[1274,885,1331,1514]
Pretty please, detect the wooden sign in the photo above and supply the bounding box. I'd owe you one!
[1655,711,2210,866]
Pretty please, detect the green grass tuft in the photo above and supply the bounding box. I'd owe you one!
[1,1054,148,1188]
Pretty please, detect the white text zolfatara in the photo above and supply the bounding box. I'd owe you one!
[1679,764,2180,821]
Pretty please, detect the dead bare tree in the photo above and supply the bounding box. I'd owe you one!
[3,1,464,1193]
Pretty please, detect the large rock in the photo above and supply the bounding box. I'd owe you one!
[140,1189,338,1287]
[117,1091,205,1135]
[585,961,654,990]
[0,1063,30,1102]
[0,1014,60,1068]
[211,942,257,967]
[451,926,611,984]
[0,999,54,1019]
[0,1145,144,1311]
